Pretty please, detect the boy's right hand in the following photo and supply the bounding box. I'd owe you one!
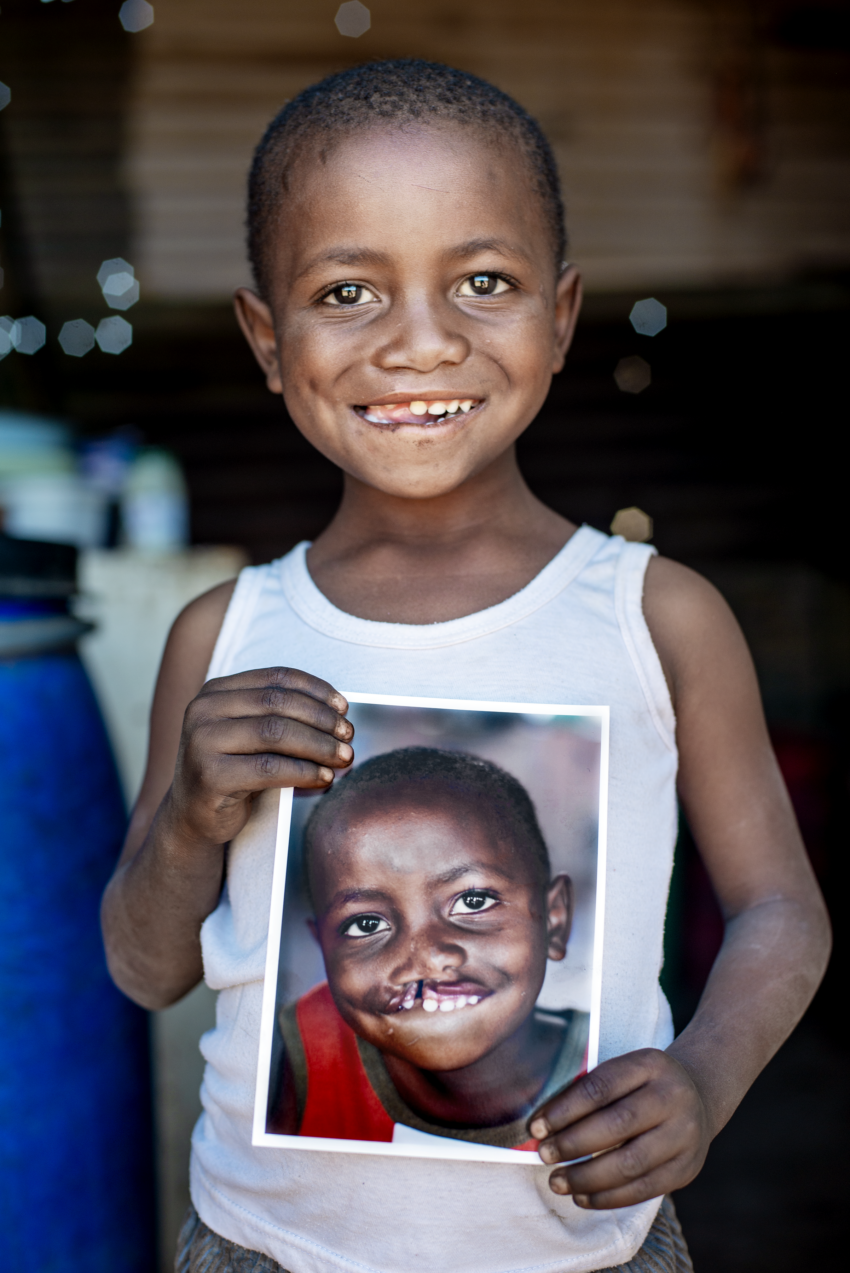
[166,667,353,849]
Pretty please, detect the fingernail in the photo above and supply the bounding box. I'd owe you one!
[573,1194,590,1208]
[318,767,334,783]
[529,1118,549,1140]
[550,1175,570,1195]
[538,1141,558,1165]
[335,719,353,739]
[337,743,353,762]
[331,694,348,713]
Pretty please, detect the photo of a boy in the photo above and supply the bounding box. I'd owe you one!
[267,747,589,1150]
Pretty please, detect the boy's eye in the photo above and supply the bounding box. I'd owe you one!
[340,913,390,937]
[457,274,511,298]
[450,891,499,915]
[322,283,377,306]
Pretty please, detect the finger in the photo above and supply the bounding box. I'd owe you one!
[203,752,340,794]
[530,1052,659,1141]
[536,1087,668,1165]
[192,687,353,742]
[555,1157,692,1210]
[549,1126,685,1198]
[201,667,349,716]
[198,716,353,771]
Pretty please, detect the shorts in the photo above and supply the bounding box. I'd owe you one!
[175,1195,693,1273]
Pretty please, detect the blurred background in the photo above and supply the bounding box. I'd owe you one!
[0,1,848,1269]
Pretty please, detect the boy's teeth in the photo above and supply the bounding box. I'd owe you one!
[363,399,478,424]
[399,983,418,1010]
[412,986,483,1013]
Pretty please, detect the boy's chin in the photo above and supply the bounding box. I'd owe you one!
[357,1011,504,1072]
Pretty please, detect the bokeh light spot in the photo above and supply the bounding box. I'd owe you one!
[97,257,134,289]
[14,316,47,356]
[614,355,652,394]
[97,258,140,310]
[58,319,96,357]
[96,316,133,355]
[610,506,654,542]
[335,2,371,38]
[0,317,21,358]
[119,0,154,33]
[629,297,667,337]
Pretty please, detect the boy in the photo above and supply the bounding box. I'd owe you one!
[102,59,829,1273]
[268,746,588,1148]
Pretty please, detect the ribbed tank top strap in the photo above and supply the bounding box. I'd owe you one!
[206,564,269,680]
[613,542,676,753]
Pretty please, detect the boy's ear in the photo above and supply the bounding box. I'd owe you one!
[551,265,583,375]
[545,873,573,961]
[234,287,283,394]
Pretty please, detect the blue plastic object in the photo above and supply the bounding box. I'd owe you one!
[0,605,155,1271]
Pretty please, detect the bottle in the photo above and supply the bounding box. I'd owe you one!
[121,447,189,551]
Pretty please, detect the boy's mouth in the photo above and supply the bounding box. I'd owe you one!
[389,978,492,1014]
[355,399,481,427]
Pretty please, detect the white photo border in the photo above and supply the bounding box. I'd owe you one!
[253,692,610,1163]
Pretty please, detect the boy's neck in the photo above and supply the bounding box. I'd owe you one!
[306,449,577,624]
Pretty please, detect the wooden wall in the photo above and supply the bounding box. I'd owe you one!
[126,0,850,299]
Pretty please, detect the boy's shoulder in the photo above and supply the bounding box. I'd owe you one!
[643,555,746,709]
[159,577,238,693]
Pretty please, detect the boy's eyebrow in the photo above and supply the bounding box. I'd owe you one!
[433,862,517,885]
[443,237,533,266]
[330,886,395,909]
[327,861,516,910]
[296,238,531,283]
[295,246,393,281]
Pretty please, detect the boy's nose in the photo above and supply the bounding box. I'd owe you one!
[393,924,466,981]
[372,296,470,374]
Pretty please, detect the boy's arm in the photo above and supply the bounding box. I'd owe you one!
[530,558,831,1206]
[101,582,354,1010]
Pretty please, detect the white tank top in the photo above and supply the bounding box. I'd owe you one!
[192,526,678,1273]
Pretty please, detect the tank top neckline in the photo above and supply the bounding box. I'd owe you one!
[278,523,608,651]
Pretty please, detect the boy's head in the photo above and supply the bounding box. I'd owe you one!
[247,59,566,296]
[234,60,582,504]
[303,748,572,1073]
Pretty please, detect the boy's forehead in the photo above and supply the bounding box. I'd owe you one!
[311,781,534,884]
[274,124,550,282]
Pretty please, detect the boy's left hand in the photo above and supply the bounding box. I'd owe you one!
[528,1049,710,1207]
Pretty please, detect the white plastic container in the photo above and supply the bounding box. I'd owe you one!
[3,472,109,548]
[121,448,189,551]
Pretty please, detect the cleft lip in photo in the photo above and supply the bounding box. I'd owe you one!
[388,977,494,1014]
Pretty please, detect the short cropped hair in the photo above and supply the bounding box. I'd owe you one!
[247,58,566,296]
[303,746,552,904]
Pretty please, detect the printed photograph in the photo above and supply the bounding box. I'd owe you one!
[253,694,609,1163]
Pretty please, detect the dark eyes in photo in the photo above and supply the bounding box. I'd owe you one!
[338,890,500,939]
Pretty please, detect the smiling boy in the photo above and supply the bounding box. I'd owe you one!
[268,747,588,1146]
[102,59,829,1273]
